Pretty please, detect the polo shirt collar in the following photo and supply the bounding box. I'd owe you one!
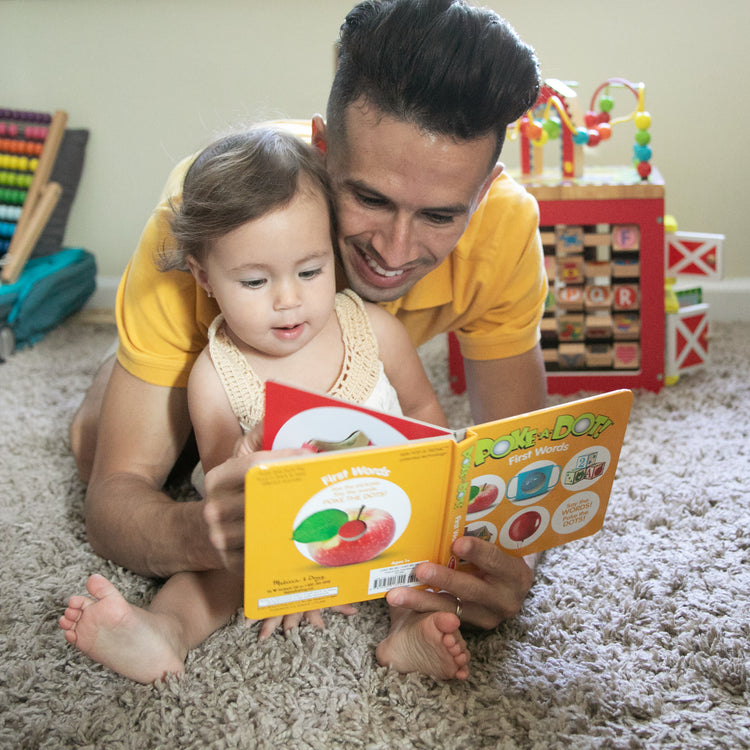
[390,256,454,311]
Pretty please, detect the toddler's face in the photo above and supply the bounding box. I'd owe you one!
[200,184,337,359]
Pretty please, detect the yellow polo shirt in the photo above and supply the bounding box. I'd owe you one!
[116,154,546,389]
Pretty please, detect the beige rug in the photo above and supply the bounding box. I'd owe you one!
[1,319,748,749]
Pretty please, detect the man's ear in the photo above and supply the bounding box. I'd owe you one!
[186,255,212,297]
[477,163,504,205]
[311,114,327,156]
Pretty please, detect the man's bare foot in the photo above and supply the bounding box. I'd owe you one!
[376,610,470,680]
[59,574,186,684]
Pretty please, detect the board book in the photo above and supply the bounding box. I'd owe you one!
[244,382,633,619]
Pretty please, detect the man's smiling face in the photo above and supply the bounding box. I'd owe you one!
[322,100,502,303]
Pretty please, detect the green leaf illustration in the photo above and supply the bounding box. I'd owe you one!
[292,509,348,543]
[469,485,480,501]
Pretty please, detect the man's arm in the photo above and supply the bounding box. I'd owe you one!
[83,361,222,578]
[387,343,547,628]
[463,343,547,423]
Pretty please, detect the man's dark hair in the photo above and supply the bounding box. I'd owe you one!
[327,0,540,168]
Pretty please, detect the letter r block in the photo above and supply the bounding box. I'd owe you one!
[612,283,640,311]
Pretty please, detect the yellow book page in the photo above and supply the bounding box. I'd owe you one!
[459,390,633,560]
[244,439,457,619]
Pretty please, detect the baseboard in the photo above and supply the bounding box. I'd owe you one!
[86,275,750,322]
[680,278,750,322]
[85,275,119,311]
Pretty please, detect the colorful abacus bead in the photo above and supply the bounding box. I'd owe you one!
[0,109,50,124]
[0,188,26,204]
[0,122,18,138]
[0,204,22,221]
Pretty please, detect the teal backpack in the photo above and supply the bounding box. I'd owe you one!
[0,247,96,360]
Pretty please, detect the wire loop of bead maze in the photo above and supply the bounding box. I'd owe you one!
[0,108,68,284]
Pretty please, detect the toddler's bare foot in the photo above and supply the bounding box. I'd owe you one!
[376,610,469,680]
[59,574,185,684]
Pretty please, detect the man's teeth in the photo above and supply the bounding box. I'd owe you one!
[365,254,404,278]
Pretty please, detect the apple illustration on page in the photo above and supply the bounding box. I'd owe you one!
[467,482,499,514]
[292,505,396,567]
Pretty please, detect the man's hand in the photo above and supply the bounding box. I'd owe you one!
[202,425,313,574]
[202,455,254,574]
[385,535,538,630]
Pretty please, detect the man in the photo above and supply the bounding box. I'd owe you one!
[71,0,547,630]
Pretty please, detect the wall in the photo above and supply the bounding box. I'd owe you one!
[2,0,747,311]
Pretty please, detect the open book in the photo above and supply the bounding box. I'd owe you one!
[244,382,633,619]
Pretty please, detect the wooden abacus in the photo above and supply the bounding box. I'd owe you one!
[0,108,67,284]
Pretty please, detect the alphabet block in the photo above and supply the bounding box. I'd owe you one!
[585,343,614,368]
[613,341,640,369]
[557,285,585,311]
[557,313,584,342]
[612,257,640,278]
[558,256,585,284]
[612,283,640,311]
[585,313,614,340]
[612,313,640,340]
[558,343,586,369]
[585,261,611,279]
[555,225,584,256]
[611,224,640,251]
[584,284,613,311]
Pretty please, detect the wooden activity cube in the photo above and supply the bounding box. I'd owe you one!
[523,166,665,394]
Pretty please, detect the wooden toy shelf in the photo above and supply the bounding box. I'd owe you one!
[516,166,665,395]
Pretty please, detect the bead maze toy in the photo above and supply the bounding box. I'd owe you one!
[446,77,671,395]
[512,78,664,394]
[510,78,653,181]
[0,108,68,284]
[446,77,727,396]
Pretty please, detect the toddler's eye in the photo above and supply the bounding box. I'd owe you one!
[299,268,323,280]
[241,278,266,289]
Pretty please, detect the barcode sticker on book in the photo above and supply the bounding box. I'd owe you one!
[368,561,425,595]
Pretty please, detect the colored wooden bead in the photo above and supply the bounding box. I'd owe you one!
[531,129,549,147]
[527,120,543,140]
[637,161,652,179]
[543,118,561,139]
[586,129,601,147]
